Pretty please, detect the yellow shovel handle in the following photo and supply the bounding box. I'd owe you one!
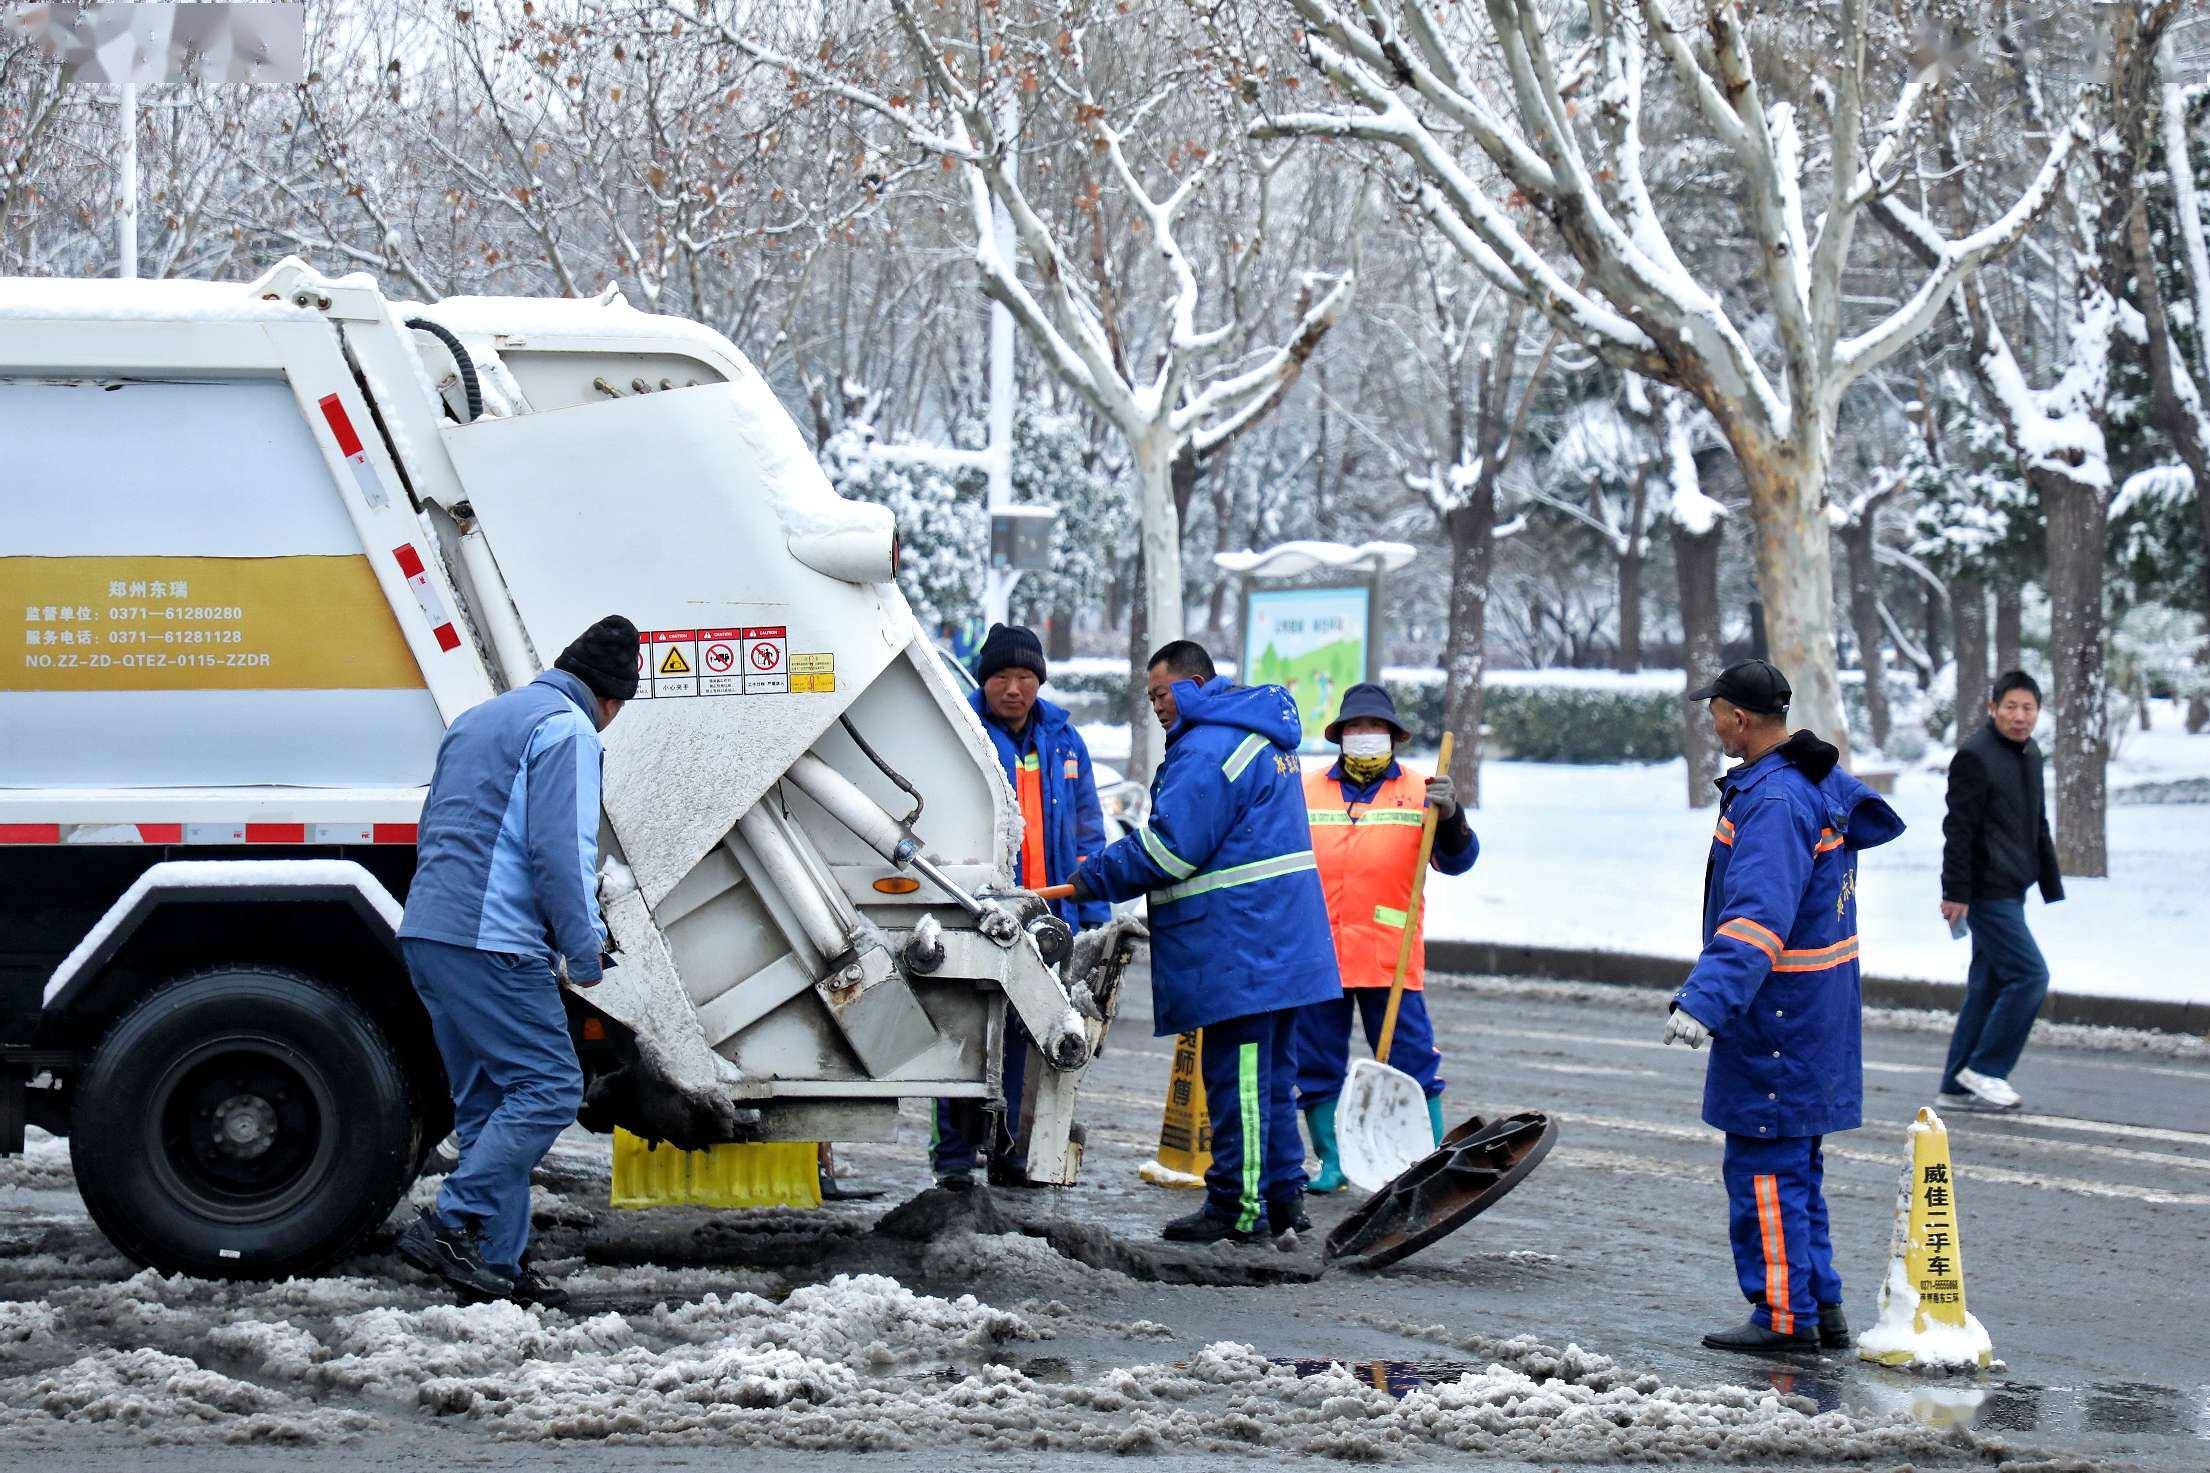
[1376,730,1452,1064]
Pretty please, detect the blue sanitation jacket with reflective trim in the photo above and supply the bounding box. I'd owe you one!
[1075,677,1341,1035]
[967,687,1111,930]
[399,668,609,981]
[1673,730,1905,1139]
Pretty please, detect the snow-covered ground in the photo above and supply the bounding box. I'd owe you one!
[1424,714,2209,1007]
[1084,705,2209,1007]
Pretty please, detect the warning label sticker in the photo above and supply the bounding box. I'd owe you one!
[630,625,826,699]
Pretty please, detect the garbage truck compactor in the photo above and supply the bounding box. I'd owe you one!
[0,260,1128,1278]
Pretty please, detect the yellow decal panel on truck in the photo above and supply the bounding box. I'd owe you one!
[4,555,425,692]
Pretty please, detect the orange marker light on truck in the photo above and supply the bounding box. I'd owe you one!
[872,876,922,895]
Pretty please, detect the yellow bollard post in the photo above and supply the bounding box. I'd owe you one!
[1137,1029,1212,1188]
[1857,1106,1994,1370]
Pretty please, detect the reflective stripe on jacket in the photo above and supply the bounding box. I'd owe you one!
[1304,761,1478,990]
[1673,730,1905,1139]
[1075,677,1341,1035]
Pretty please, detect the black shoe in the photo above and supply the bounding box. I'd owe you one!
[1701,1318,1819,1355]
[1817,1304,1850,1350]
[508,1258,569,1310]
[935,1169,977,1192]
[396,1208,514,1301]
[986,1156,1040,1189]
[1161,1208,1268,1245]
[1269,1199,1313,1235]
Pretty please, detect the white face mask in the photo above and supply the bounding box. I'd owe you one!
[1341,732,1394,760]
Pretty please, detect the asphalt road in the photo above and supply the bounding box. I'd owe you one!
[2,969,2205,1469]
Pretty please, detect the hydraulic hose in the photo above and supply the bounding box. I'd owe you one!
[404,316,483,423]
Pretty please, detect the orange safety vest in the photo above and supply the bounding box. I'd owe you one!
[1304,763,1432,990]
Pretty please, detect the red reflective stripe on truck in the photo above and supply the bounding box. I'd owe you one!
[136,824,184,844]
[388,544,461,653]
[318,393,365,459]
[243,824,308,844]
[0,824,62,844]
[371,824,418,845]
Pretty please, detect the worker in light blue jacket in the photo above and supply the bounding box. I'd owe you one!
[1664,660,1904,1356]
[396,615,638,1307]
[1073,641,1341,1245]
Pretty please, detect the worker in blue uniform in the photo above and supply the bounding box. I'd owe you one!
[1072,640,1341,1244]
[1665,660,1904,1354]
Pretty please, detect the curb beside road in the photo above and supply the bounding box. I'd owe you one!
[1427,939,2210,1037]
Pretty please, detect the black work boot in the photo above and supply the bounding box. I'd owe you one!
[1161,1208,1268,1246]
[1702,1318,1819,1355]
[396,1208,514,1302]
[508,1256,570,1310]
[1269,1196,1314,1236]
[1817,1304,1851,1350]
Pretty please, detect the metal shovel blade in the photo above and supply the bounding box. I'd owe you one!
[1336,1057,1433,1193]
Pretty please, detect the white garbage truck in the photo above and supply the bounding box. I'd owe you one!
[0,259,1131,1279]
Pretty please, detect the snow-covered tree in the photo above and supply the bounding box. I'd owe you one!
[819,390,988,631]
[1252,0,2088,762]
[1007,399,1131,654]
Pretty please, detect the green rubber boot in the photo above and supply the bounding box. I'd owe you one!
[1304,1101,1346,1194]
[1427,1095,1447,1147]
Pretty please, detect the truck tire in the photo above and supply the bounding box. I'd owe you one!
[71,966,421,1279]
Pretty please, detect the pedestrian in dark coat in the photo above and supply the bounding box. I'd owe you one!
[1937,671,2063,1113]
[1665,660,1904,1355]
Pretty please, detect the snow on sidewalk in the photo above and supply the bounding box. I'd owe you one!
[1423,727,2210,1008]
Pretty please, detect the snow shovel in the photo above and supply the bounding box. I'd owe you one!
[1336,731,1454,1194]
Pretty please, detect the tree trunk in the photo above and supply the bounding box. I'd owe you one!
[1440,485,1498,809]
[1128,434,1185,781]
[2040,470,2109,877]
[1675,522,1726,808]
[1840,515,1890,752]
[1993,579,2022,680]
[1952,574,1988,745]
[1733,439,1851,762]
[1126,544,1157,783]
[2191,626,2210,735]
[1614,535,1644,673]
[1921,581,1942,691]
[1047,599,1075,662]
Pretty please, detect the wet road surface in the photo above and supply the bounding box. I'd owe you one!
[2,968,2204,1469]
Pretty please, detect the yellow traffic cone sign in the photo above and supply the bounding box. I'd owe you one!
[1138,1029,1212,1188]
[1857,1106,1995,1370]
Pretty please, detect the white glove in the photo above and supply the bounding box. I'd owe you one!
[1663,1006,1710,1050]
[598,854,639,905]
[1425,773,1458,819]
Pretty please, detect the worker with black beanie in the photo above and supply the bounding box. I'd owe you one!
[395,615,638,1308]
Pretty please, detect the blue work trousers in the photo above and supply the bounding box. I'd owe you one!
[1199,1009,1305,1230]
[402,938,583,1274]
[1722,1133,1841,1336]
[1291,989,1446,1107]
[1941,897,2050,1094]
[932,1014,1030,1176]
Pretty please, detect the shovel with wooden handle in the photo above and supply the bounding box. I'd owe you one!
[1335,731,1454,1194]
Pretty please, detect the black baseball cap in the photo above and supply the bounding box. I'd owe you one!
[1689,658,1791,715]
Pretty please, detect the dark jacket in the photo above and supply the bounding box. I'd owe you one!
[967,687,1111,930]
[1941,720,2063,905]
[1673,730,1905,1139]
[1075,676,1342,1035]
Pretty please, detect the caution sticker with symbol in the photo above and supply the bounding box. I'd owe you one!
[741,626,788,694]
[628,625,829,698]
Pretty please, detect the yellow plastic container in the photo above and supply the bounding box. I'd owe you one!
[609,1129,823,1210]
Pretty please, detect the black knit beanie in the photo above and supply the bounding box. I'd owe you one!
[556,615,641,702]
[974,623,1047,685]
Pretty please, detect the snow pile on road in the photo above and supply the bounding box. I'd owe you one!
[0,1126,74,1191]
[0,1347,381,1445]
